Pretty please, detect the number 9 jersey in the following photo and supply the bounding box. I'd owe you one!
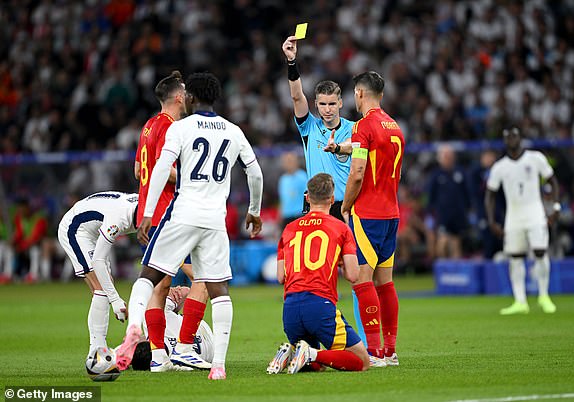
[277,211,357,304]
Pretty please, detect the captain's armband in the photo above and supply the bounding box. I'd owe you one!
[352,147,368,160]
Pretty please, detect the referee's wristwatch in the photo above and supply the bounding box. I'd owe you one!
[553,202,561,212]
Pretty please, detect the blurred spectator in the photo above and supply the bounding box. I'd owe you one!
[427,144,470,258]
[397,187,435,270]
[277,151,307,230]
[467,149,504,258]
[11,197,48,282]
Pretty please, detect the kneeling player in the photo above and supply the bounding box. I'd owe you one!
[268,174,370,374]
[57,192,137,360]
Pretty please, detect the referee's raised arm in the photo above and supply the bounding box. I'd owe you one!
[282,36,309,119]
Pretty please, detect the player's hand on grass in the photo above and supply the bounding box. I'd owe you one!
[323,130,337,153]
[489,222,504,238]
[245,213,262,238]
[137,217,152,246]
[282,36,298,61]
[111,299,127,322]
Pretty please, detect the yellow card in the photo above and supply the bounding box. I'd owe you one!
[295,23,308,39]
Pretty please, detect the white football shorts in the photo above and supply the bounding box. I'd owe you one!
[57,214,96,278]
[142,220,231,282]
[504,224,549,255]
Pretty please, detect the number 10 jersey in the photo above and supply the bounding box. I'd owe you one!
[277,211,357,304]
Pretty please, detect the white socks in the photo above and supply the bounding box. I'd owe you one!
[88,290,109,351]
[127,278,154,329]
[534,254,550,297]
[211,295,233,368]
[509,258,527,304]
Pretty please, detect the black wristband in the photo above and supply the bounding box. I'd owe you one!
[287,59,300,81]
[334,144,341,154]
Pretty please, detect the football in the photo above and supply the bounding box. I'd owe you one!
[85,347,121,382]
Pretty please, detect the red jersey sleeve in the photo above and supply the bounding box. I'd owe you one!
[341,226,357,256]
[277,235,285,261]
[351,119,371,149]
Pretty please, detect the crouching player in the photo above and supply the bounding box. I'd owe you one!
[268,173,370,374]
[57,191,138,361]
[131,286,214,371]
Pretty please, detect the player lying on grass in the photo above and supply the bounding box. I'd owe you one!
[57,191,137,361]
[268,173,370,374]
[129,285,214,372]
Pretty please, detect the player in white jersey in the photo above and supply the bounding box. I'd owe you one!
[115,72,263,380]
[485,128,559,315]
[57,191,138,359]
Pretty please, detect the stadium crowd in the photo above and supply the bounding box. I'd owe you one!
[2,0,574,280]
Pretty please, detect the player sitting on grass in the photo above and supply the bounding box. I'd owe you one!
[267,173,370,374]
[130,286,214,371]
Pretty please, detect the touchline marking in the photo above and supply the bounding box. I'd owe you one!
[449,393,574,402]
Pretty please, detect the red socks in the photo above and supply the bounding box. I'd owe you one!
[316,350,364,371]
[353,282,382,355]
[145,308,165,350]
[179,298,206,344]
[376,282,398,356]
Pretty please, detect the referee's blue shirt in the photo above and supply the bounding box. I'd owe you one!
[279,169,308,218]
[295,113,353,201]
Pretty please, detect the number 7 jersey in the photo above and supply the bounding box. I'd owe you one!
[351,108,405,219]
[277,211,357,304]
[161,111,258,231]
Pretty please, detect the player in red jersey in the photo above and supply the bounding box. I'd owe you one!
[341,71,405,367]
[267,173,369,374]
[133,71,209,372]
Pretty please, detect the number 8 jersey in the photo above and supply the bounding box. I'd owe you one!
[277,211,357,304]
[160,111,258,231]
[136,113,176,227]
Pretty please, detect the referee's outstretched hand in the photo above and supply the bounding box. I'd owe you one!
[323,129,337,153]
[245,213,262,238]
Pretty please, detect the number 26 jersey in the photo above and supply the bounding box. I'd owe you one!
[161,111,258,231]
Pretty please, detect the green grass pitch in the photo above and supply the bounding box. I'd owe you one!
[1,276,573,402]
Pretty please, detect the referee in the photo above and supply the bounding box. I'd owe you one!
[282,35,353,221]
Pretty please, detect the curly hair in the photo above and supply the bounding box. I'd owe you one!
[185,72,222,105]
[154,70,184,103]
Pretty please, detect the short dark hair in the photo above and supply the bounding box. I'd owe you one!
[307,173,334,204]
[154,70,184,103]
[314,80,341,98]
[352,71,385,95]
[185,72,222,104]
[131,341,151,371]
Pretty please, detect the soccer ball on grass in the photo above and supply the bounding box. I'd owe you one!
[85,347,121,382]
